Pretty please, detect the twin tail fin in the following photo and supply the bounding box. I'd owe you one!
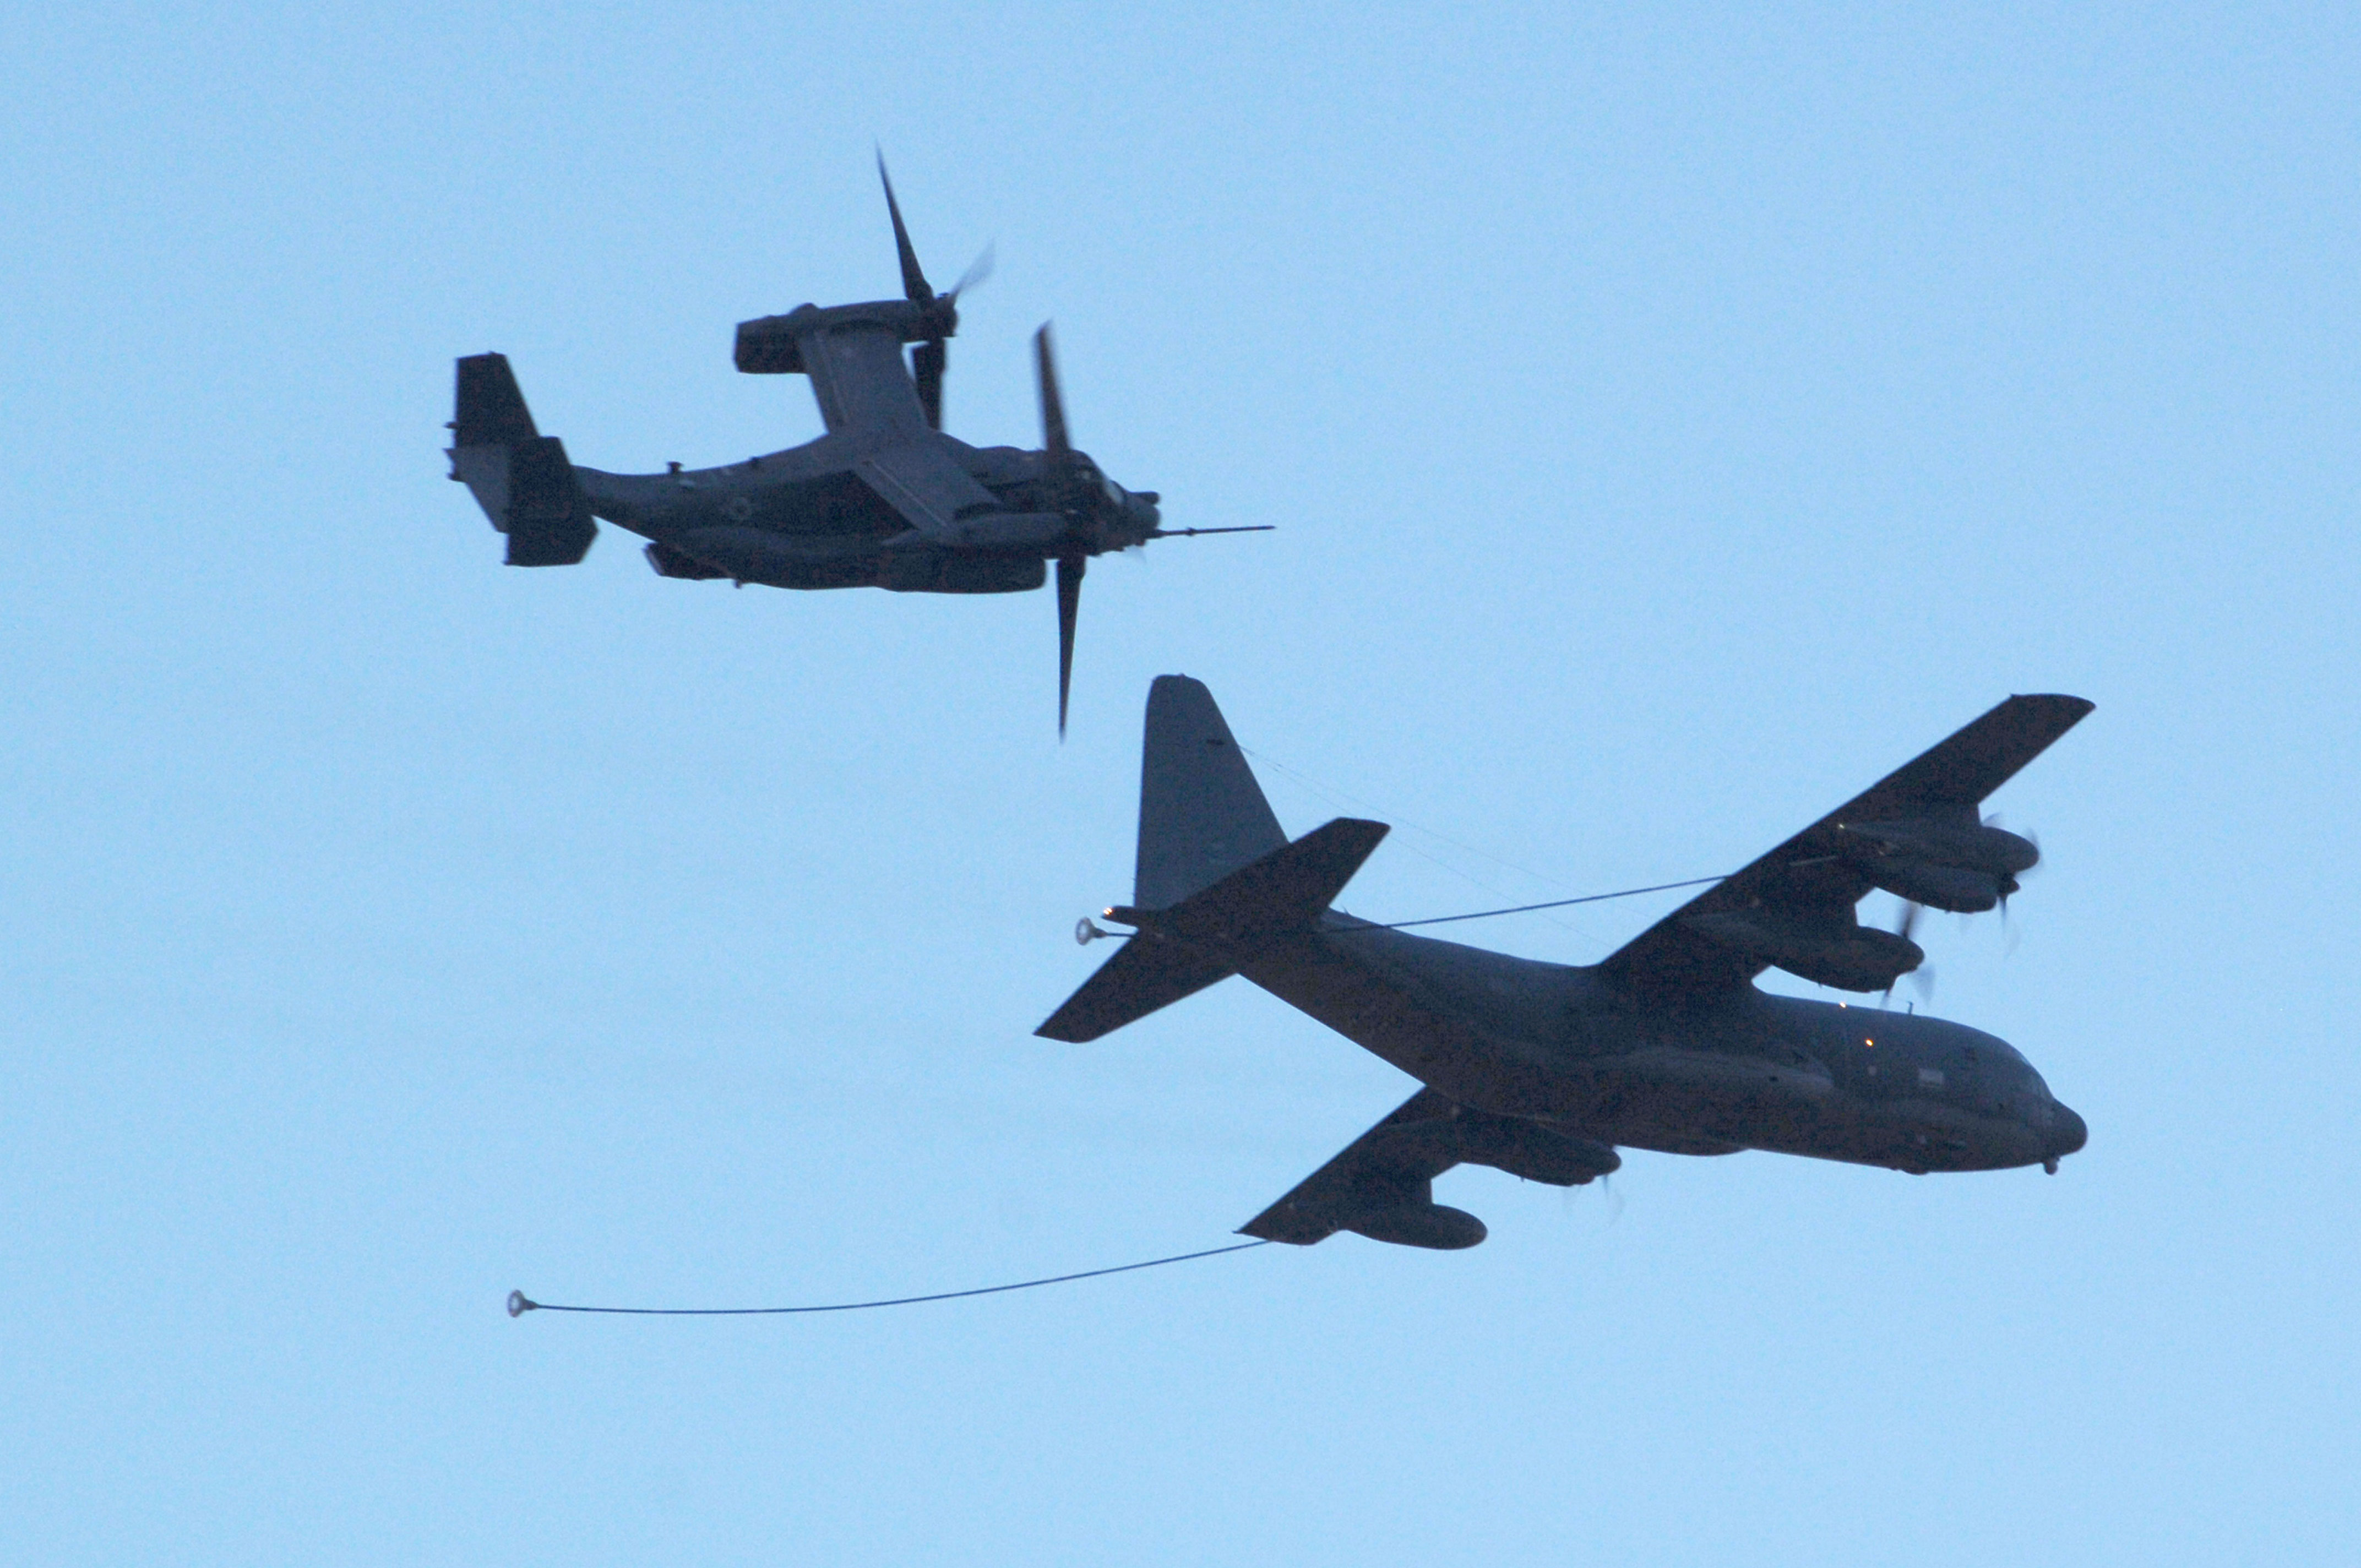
[447,353,597,567]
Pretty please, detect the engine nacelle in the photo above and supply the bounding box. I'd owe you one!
[734,299,952,374]
[1860,858,2002,914]
[1834,818,2038,912]
[1367,1111,1620,1187]
[1683,907,1923,993]
[1345,1202,1488,1250]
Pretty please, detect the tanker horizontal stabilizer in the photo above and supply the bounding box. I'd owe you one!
[1035,817,1388,1043]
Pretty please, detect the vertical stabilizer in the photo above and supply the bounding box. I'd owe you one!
[1135,676,1288,910]
[447,353,598,568]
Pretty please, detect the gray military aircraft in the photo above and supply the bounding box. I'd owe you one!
[1038,678,2093,1249]
[445,160,1264,732]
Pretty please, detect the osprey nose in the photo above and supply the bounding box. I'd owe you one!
[2048,1101,2087,1157]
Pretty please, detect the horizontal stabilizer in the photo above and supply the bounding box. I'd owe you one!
[1033,938,1235,1044]
[1035,817,1389,1043]
[1128,817,1389,949]
[447,355,596,567]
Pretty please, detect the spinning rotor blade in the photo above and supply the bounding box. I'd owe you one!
[912,247,990,429]
[877,153,934,303]
[1985,813,2042,923]
[913,338,946,429]
[1055,554,1084,738]
[949,242,994,301]
[1883,901,1934,1005]
[877,160,987,430]
[1035,324,1071,455]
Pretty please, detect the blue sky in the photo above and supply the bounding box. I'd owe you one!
[4,3,2354,1562]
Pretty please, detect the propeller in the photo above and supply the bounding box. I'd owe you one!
[1036,322,1071,456]
[1883,900,1936,1006]
[877,154,991,430]
[1056,555,1084,737]
[1984,812,2041,925]
[1036,324,1084,736]
[1030,324,1255,733]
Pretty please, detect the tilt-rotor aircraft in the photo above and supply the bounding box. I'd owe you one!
[445,161,1263,732]
[1039,678,2094,1250]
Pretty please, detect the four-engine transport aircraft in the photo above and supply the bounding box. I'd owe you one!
[444,160,1264,733]
[1038,677,2094,1250]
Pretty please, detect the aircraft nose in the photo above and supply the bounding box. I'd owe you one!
[2048,1101,2087,1157]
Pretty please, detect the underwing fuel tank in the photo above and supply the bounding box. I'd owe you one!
[1681,908,1922,993]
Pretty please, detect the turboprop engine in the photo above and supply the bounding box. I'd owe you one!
[1682,905,1924,993]
[1361,1111,1620,1188]
[1832,818,2040,914]
[1258,1102,1619,1251]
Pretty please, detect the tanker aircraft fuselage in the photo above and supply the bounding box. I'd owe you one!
[1038,678,2095,1250]
[1247,917,2083,1178]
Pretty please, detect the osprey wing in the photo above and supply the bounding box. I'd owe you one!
[852,439,1007,537]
